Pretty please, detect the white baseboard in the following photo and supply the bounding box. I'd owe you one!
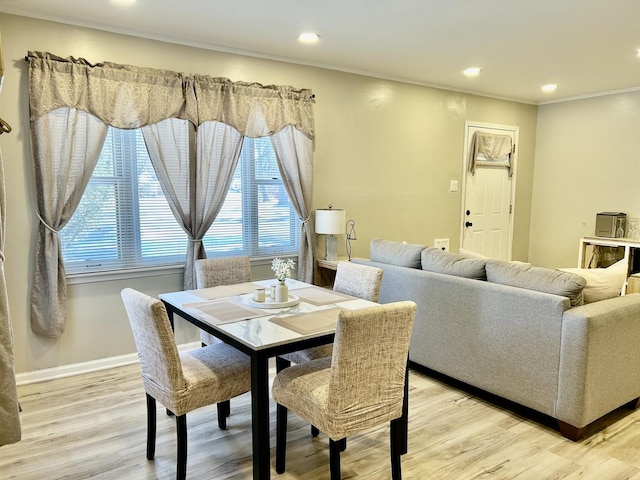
[16,341,201,385]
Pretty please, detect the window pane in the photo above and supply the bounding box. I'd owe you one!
[61,129,301,275]
[202,162,244,254]
[203,136,301,257]
[61,182,119,265]
[61,128,187,273]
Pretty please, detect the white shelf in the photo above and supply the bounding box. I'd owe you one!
[578,236,640,295]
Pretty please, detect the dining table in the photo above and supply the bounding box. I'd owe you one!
[159,278,408,480]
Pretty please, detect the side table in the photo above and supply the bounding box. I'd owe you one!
[315,257,346,287]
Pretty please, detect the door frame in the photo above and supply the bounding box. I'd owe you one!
[460,121,519,260]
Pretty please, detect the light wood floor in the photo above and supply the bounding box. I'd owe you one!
[3,363,640,480]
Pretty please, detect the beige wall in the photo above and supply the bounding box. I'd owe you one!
[530,90,640,268]
[0,14,538,374]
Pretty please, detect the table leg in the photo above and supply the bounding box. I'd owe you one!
[251,352,271,479]
[400,366,409,455]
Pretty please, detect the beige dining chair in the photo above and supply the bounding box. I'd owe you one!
[121,288,251,480]
[278,261,384,369]
[194,256,252,347]
[272,301,416,480]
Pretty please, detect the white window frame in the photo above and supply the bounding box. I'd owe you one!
[62,128,300,281]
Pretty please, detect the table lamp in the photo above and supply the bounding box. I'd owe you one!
[315,207,345,261]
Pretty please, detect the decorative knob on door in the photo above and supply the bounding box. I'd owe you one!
[465,221,473,227]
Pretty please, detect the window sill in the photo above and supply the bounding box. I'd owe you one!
[66,264,185,285]
[65,254,299,285]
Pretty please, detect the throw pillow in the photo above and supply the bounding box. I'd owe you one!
[558,259,627,304]
[421,247,487,280]
[369,239,426,269]
[486,259,586,307]
[459,248,531,266]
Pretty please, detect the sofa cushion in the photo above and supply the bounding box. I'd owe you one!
[421,247,487,279]
[486,259,586,307]
[370,238,426,269]
[558,259,627,303]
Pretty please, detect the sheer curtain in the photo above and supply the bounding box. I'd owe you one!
[271,126,314,282]
[27,51,315,336]
[142,119,244,289]
[30,109,108,337]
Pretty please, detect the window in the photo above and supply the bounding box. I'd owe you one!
[61,128,300,274]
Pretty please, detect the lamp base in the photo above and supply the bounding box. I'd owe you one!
[324,235,338,261]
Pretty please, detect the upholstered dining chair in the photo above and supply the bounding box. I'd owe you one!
[277,261,384,369]
[121,288,251,480]
[272,301,416,480]
[194,256,252,347]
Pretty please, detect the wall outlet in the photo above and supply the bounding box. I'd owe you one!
[434,238,449,251]
[449,180,458,192]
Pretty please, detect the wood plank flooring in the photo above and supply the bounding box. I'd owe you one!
[3,362,640,479]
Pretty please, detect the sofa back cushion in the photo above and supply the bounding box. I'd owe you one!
[421,247,487,280]
[486,259,586,307]
[370,238,426,268]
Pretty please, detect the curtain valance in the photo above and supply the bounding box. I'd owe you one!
[27,51,315,139]
[468,131,513,176]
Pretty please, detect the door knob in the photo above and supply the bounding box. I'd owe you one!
[465,221,473,227]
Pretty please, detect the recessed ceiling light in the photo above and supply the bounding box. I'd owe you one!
[541,84,558,93]
[110,0,136,5]
[298,33,320,44]
[463,67,481,77]
[637,49,640,58]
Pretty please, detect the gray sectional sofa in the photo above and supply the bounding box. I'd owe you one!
[354,239,640,440]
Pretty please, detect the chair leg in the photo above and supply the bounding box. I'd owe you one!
[276,403,288,474]
[146,393,156,460]
[176,414,187,480]
[329,438,342,480]
[217,402,228,430]
[221,399,231,417]
[310,426,344,449]
[390,419,403,480]
[338,438,347,451]
[276,356,291,373]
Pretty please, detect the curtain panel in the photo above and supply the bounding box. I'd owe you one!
[0,145,21,446]
[27,51,315,337]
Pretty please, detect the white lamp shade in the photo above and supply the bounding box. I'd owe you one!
[315,209,345,235]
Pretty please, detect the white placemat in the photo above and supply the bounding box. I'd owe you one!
[183,299,267,324]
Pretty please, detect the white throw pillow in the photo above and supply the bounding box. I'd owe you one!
[558,259,627,303]
[459,248,530,266]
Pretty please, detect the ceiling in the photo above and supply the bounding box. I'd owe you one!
[1,0,639,104]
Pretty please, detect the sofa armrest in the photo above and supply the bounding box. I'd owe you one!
[557,293,640,428]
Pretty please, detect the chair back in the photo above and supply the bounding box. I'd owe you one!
[333,261,383,302]
[194,256,252,289]
[328,301,416,429]
[121,288,186,394]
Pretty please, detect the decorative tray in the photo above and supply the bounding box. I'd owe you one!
[245,294,300,309]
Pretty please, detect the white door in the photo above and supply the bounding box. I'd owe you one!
[461,122,518,260]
